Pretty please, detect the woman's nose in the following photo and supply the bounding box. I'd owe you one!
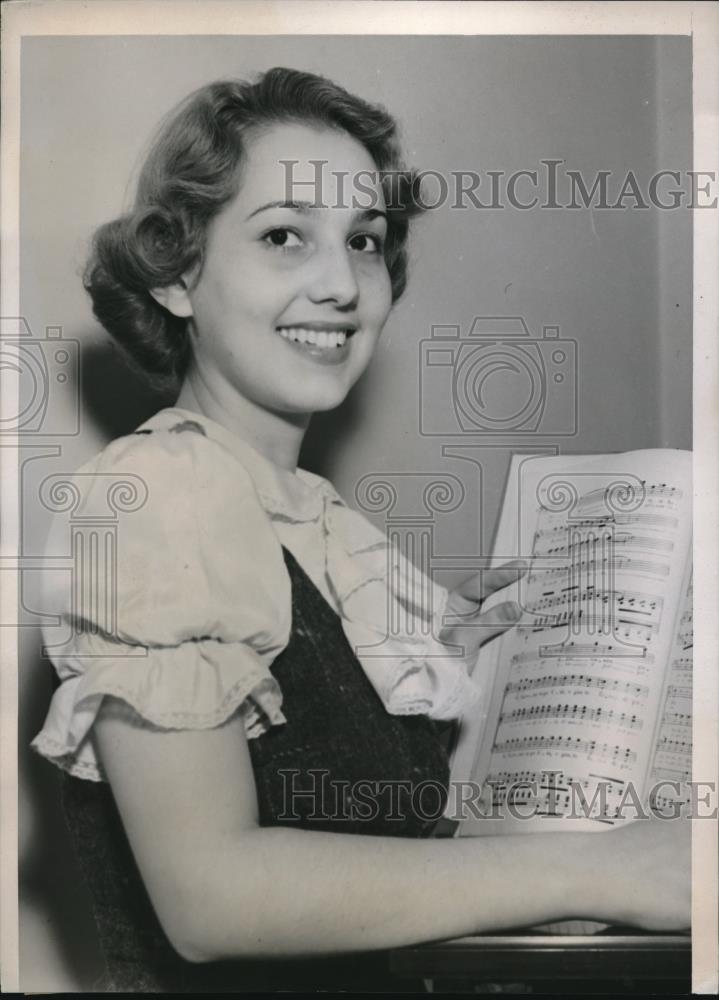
[307,246,359,308]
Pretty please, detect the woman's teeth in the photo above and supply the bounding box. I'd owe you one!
[277,327,349,348]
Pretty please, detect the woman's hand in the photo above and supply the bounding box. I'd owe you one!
[440,560,527,671]
[591,816,691,931]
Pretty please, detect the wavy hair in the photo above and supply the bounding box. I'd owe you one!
[83,67,424,386]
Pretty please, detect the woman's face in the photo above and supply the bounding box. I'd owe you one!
[179,122,393,417]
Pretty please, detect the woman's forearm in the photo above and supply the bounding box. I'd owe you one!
[95,704,689,965]
[171,825,599,962]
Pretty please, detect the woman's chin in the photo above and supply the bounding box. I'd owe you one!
[280,397,348,421]
[281,381,356,416]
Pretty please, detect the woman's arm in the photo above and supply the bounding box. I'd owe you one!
[94,698,690,964]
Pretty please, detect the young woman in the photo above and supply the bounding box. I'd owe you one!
[32,68,689,992]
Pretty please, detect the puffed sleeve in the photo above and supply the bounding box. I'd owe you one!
[31,426,292,781]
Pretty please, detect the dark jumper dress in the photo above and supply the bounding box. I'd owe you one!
[61,547,451,992]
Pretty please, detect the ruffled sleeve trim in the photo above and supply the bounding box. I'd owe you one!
[31,634,287,782]
[31,422,293,782]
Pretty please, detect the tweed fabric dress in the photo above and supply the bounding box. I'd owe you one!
[60,547,451,992]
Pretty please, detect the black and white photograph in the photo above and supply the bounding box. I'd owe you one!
[2,1,717,994]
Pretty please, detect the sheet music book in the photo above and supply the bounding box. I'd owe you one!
[450,449,693,841]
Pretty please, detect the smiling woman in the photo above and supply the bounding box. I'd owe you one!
[30,67,689,992]
[159,124,395,448]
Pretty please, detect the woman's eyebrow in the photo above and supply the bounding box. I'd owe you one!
[247,199,314,219]
[246,200,387,223]
[357,208,388,224]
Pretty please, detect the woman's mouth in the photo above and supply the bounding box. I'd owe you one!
[275,326,356,365]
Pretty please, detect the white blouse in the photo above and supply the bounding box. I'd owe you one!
[31,407,482,781]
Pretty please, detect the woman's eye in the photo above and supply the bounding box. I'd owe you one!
[349,233,383,254]
[263,228,303,249]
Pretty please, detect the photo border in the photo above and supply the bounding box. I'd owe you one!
[2,2,716,993]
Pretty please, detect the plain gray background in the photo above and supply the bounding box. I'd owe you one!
[19,35,691,990]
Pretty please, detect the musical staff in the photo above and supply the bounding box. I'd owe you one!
[505,672,650,700]
[482,766,636,824]
[527,556,671,583]
[647,577,693,811]
[529,613,657,649]
[458,455,693,836]
[614,512,679,529]
[527,588,663,616]
[492,735,638,766]
[499,703,643,731]
[533,535,673,557]
[661,712,691,729]
[665,684,691,700]
[533,511,679,534]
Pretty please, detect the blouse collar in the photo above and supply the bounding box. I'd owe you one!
[137,406,481,722]
[141,407,344,523]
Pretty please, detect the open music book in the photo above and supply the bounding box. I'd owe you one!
[449,449,693,841]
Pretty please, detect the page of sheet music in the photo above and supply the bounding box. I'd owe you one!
[647,578,693,813]
[455,450,692,836]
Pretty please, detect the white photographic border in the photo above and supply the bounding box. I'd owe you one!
[2,2,716,992]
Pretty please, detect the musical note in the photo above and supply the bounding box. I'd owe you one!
[466,459,692,834]
[499,703,643,731]
[527,640,653,662]
[533,512,680,534]
[492,734,638,766]
[661,712,691,728]
[526,587,662,616]
[484,765,633,823]
[505,671,650,699]
[528,556,671,583]
[533,536,673,557]
[640,482,682,500]
[647,577,693,806]
[655,736,692,754]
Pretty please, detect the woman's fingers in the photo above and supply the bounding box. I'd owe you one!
[453,560,528,604]
[443,600,523,651]
[472,601,523,644]
[443,564,527,654]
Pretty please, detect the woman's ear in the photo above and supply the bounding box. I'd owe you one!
[149,278,194,318]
